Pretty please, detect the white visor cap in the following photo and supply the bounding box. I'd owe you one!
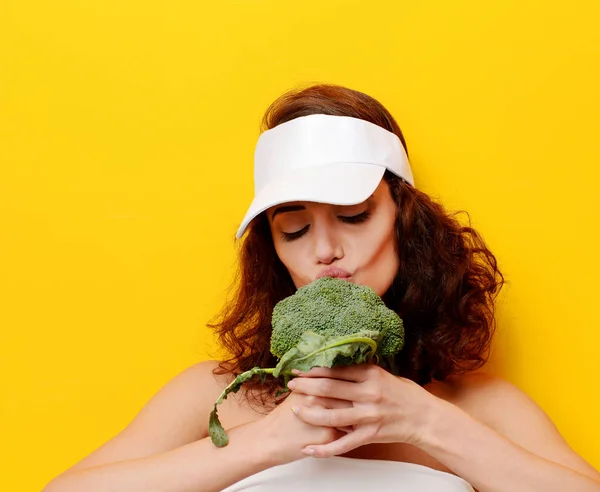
[236,113,414,238]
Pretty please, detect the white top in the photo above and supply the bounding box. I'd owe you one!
[222,456,475,492]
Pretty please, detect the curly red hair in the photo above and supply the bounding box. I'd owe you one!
[209,83,504,389]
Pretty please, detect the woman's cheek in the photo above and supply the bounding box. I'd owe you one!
[276,247,307,288]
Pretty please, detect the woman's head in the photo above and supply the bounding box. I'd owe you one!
[210,83,503,388]
[267,178,399,297]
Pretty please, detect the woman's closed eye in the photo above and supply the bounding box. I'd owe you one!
[338,210,371,224]
[280,211,371,242]
[281,225,309,242]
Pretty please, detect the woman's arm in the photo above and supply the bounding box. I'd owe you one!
[422,390,600,492]
[42,360,275,492]
[43,360,343,492]
[42,421,275,492]
[288,365,600,492]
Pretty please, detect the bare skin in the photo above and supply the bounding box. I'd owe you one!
[43,180,600,491]
[46,359,600,492]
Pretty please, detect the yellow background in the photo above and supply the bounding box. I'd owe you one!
[1,1,599,490]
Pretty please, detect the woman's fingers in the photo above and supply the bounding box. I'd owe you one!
[302,427,371,458]
[294,396,354,433]
[292,363,373,382]
[293,405,374,428]
[302,395,352,410]
[290,377,360,401]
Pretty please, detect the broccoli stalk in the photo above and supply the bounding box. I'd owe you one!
[208,367,275,448]
[208,277,405,448]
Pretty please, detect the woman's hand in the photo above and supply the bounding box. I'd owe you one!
[256,389,353,466]
[287,363,441,458]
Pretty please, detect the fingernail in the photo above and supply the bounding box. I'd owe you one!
[291,406,298,414]
[291,369,303,375]
[287,380,296,389]
[303,447,316,456]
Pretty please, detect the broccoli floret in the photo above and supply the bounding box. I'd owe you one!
[208,277,405,448]
[271,277,404,359]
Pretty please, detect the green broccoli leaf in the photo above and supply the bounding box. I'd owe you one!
[208,406,230,448]
[272,330,380,377]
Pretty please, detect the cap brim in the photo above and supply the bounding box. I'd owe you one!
[236,162,386,238]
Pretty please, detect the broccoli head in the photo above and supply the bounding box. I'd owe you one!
[271,276,404,359]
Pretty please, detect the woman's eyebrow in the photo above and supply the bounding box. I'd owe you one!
[271,205,305,220]
[270,195,374,220]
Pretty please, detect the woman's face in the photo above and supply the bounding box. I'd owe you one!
[267,179,399,297]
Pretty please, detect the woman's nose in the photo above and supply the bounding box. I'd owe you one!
[313,226,344,264]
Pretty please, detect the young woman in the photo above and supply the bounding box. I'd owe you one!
[43,84,600,492]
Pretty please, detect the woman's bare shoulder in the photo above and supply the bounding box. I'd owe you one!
[185,359,235,387]
[426,371,537,425]
[427,370,511,400]
[426,371,553,441]
[127,359,236,434]
[177,359,240,407]
[121,359,237,443]
[60,360,238,474]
